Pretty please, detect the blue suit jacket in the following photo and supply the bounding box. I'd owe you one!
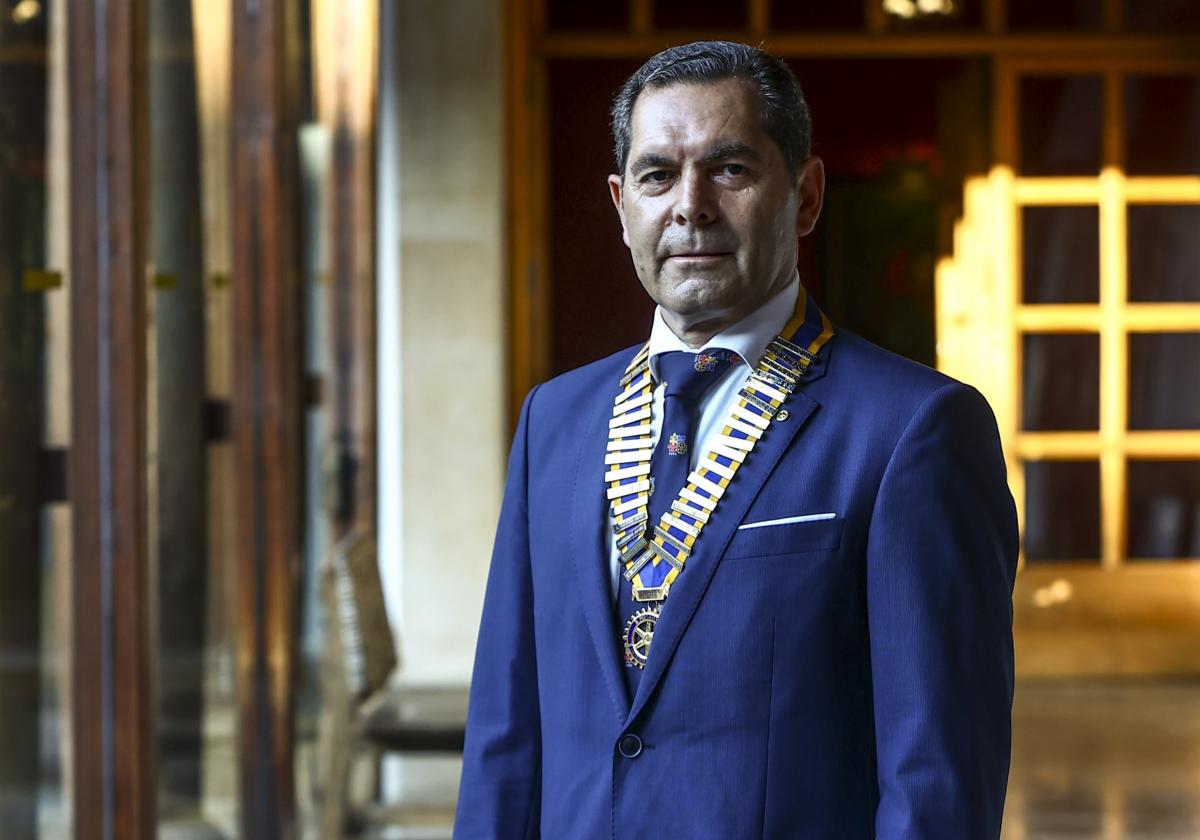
[455,327,1019,839]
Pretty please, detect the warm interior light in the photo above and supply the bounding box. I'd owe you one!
[883,0,955,17]
[882,0,918,18]
[11,0,41,24]
[916,0,955,14]
[1032,579,1074,608]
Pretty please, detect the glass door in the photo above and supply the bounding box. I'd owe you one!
[145,0,240,833]
[0,1,379,835]
[0,0,71,835]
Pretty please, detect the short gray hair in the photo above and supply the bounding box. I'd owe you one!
[610,40,812,178]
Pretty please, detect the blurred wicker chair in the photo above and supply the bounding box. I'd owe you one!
[316,530,468,838]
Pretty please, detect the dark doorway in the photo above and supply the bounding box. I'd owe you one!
[545,56,988,374]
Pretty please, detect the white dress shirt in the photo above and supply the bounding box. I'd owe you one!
[606,272,802,599]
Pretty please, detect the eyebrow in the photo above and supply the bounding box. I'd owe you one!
[628,143,764,176]
[699,143,763,166]
[628,152,675,175]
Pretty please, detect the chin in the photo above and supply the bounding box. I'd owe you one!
[660,274,742,317]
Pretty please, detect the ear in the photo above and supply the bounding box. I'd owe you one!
[793,156,825,239]
[608,173,631,248]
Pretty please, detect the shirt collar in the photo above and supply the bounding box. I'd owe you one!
[647,270,801,380]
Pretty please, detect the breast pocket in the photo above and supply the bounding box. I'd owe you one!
[724,514,844,560]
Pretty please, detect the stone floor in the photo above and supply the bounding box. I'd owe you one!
[1002,679,1200,839]
[22,679,1200,838]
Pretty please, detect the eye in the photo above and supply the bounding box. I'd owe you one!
[644,170,672,183]
[723,163,747,176]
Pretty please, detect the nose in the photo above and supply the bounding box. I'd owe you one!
[674,167,716,226]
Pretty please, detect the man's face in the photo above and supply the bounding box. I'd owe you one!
[608,77,824,330]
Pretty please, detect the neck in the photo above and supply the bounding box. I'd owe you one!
[660,311,734,349]
[660,273,795,349]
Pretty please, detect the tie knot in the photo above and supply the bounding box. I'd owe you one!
[655,349,737,406]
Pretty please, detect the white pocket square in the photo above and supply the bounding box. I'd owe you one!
[737,512,837,530]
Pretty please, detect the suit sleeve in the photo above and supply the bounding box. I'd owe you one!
[867,382,1019,840]
[454,386,542,839]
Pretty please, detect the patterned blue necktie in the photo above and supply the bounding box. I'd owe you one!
[617,348,736,693]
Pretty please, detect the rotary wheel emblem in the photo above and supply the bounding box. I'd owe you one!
[622,605,661,670]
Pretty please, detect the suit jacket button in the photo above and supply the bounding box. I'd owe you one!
[618,733,643,758]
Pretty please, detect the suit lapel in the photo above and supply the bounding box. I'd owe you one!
[625,346,831,726]
[570,394,632,718]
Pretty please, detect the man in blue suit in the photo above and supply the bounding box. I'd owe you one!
[456,41,1018,839]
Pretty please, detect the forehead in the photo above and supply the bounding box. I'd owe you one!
[628,77,768,154]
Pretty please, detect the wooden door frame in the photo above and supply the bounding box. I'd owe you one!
[67,0,156,836]
[314,0,380,538]
[230,0,305,835]
[505,0,551,431]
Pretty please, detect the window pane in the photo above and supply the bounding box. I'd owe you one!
[148,0,239,833]
[1025,460,1102,562]
[1022,334,1100,431]
[1022,206,1100,304]
[1008,0,1102,29]
[1128,460,1200,559]
[1129,334,1200,430]
[1125,75,1200,175]
[0,0,71,834]
[654,0,747,29]
[1125,0,1200,32]
[1128,205,1200,302]
[1020,76,1103,175]
[546,0,629,31]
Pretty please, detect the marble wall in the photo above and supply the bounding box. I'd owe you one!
[378,0,505,687]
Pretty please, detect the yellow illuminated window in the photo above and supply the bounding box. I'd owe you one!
[937,60,1200,571]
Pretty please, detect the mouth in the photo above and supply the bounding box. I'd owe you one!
[666,252,731,262]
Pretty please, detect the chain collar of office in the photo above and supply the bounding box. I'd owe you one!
[607,289,836,669]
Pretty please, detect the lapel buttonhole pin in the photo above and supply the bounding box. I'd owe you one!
[775,409,790,422]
